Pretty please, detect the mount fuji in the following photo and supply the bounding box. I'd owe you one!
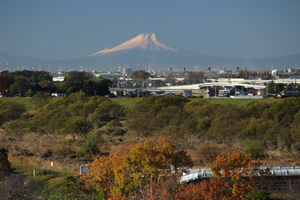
[91,33,178,56]
[86,32,229,71]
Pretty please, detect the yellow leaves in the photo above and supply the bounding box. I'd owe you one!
[80,137,193,199]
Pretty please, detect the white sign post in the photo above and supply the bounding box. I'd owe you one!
[51,161,53,172]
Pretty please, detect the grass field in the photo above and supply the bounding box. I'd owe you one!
[0,97,37,111]
[111,97,141,110]
[189,97,278,106]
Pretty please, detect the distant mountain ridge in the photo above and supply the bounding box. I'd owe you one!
[0,33,299,72]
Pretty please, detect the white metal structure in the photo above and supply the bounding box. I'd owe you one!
[180,165,300,183]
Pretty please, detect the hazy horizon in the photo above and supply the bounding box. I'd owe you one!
[1,0,300,61]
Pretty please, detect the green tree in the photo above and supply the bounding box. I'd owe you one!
[83,78,112,96]
[130,70,150,80]
[265,81,284,95]
[59,71,92,94]
[59,71,111,96]
[9,70,53,94]
[0,71,13,93]
[9,76,31,95]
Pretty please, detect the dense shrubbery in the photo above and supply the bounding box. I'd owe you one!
[128,96,189,135]
[128,97,300,155]
[0,100,26,126]
[3,95,300,157]
[29,93,125,135]
[30,92,52,109]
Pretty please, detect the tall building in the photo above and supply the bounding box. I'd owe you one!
[123,67,132,76]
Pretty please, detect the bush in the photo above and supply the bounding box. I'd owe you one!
[63,116,92,136]
[291,142,300,155]
[31,94,125,134]
[242,140,266,160]
[248,190,282,200]
[107,119,123,127]
[0,148,11,178]
[54,141,75,158]
[197,144,221,164]
[76,130,104,159]
[31,92,52,109]
[0,101,26,126]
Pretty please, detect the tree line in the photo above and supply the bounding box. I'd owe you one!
[0,70,111,97]
[127,96,300,159]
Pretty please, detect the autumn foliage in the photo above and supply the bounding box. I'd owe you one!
[80,139,271,199]
[210,152,271,200]
[80,138,193,199]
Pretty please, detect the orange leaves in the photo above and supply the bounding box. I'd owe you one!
[210,152,270,199]
[112,138,192,196]
[80,137,193,199]
[80,148,272,199]
[81,155,114,196]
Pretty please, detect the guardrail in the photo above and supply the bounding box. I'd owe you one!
[180,165,300,183]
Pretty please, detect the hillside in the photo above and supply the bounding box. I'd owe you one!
[1,95,300,199]
[1,96,299,170]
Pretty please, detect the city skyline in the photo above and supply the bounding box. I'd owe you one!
[1,0,300,61]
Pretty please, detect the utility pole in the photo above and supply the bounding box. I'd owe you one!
[215,85,217,97]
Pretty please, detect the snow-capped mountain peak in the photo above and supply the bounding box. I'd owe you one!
[90,33,177,56]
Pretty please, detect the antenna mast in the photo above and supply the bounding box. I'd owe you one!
[6,61,9,71]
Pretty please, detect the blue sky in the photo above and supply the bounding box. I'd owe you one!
[1,0,300,60]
